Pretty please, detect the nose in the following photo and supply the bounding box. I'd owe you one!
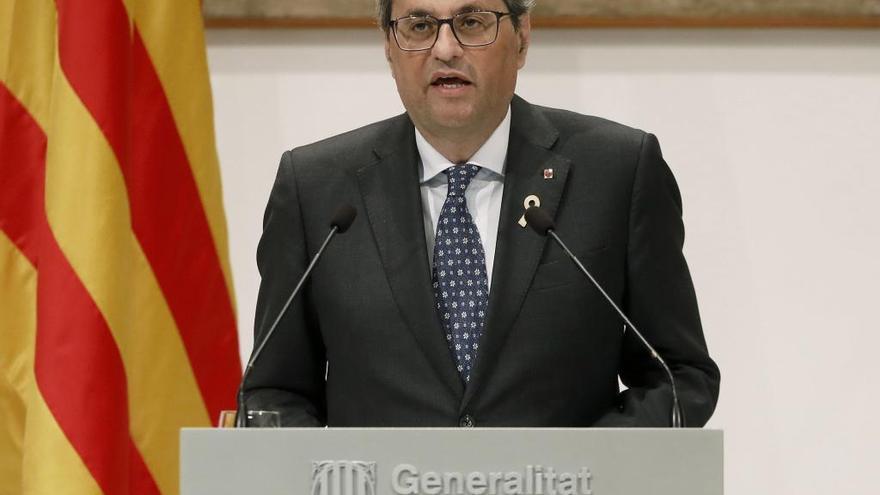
[431,23,463,62]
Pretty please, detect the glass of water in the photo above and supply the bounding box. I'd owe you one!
[217,410,281,428]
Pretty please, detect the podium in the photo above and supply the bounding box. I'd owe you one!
[181,428,722,494]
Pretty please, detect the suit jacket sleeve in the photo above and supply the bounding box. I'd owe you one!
[592,133,720,427]
[244,150,327,426]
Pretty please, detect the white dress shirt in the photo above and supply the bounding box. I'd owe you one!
[416,107,510,292]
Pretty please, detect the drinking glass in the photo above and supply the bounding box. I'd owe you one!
[216,409,281,428]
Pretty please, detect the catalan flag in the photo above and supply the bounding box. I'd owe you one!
[0,1,241,493]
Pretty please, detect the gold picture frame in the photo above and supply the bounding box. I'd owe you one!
[203,0,880,29]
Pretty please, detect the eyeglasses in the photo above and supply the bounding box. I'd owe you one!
[389,10,512,52]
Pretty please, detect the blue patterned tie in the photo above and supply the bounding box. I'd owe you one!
[432,164,489,383]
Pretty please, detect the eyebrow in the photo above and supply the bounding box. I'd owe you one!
[403,8,432,17]
[402,3,494,18]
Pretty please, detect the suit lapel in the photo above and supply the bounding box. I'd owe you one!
[462,96,572,410]
[356,115,465,399]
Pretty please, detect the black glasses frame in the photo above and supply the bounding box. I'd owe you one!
[388,10,512,52]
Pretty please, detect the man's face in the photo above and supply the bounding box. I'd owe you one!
[385,0,530,137]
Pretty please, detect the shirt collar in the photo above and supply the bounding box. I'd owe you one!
[416,106,510,184]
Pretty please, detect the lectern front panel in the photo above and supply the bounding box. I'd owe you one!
[181,428,722,495]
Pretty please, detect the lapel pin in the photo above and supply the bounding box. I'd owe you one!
[543,168,554,180]
[518,195,541,228]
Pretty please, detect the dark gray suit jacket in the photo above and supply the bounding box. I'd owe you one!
[245,96,720,427]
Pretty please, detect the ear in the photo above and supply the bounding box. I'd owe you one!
[516,14,531,69]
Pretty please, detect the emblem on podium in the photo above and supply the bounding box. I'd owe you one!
[312,460,377,495]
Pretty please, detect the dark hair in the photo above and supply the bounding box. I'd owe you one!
[377,0,535,33]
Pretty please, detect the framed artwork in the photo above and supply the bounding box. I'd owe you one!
[204,0,880,28]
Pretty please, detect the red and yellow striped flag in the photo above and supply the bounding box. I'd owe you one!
[0,1,241,493]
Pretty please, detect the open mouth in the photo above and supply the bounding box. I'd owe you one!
[431,77,472,89]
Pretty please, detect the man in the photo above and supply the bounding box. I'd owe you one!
[245,0,720,427]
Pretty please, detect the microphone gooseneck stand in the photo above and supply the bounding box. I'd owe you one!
[524,206,684,428]
[235,205,356,427]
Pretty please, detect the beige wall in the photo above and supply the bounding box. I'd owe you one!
[207,27,880,495]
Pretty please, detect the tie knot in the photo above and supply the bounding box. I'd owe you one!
[444,164,481,197]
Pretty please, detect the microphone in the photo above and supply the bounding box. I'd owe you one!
[235,204,357,427]
[524,206,685,428]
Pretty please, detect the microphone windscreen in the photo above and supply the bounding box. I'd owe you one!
[329,204,357,233]
[524,206,555,235]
